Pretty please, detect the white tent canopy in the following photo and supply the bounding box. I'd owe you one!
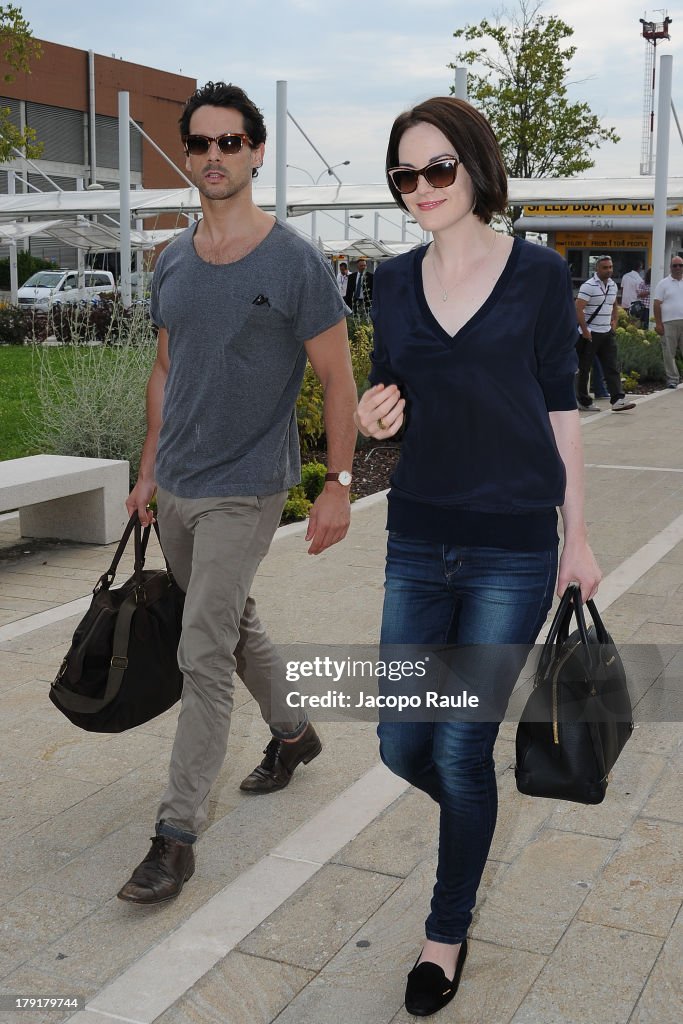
[2,177,683,222]
[0,218,182,250]
[318,237,416,259]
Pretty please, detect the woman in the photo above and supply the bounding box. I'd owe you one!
[355,97,601,1017]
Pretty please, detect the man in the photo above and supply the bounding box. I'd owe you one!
[118,82,357,905]
[576,255,635,412]
[337,260,350,304]
[347,256,373,314]
[620,260,644,312]
[652,256,683,389]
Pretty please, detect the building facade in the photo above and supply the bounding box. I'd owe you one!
[0,39,195,267]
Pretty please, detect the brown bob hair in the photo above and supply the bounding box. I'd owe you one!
[385,97,508,224]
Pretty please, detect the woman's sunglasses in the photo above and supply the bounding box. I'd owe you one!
[183,132,252,156]
[387,158,459,195]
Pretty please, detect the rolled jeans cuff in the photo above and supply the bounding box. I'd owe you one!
[270,716,309,741]
[156,819,197,845]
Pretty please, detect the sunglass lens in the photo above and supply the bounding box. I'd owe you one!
[217,135,243,154]
[391,170,418,194]
[186,136,209,155]
[424,161,457,188]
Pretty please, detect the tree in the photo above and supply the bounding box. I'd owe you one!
[449,1,619,183]
[0,4,42,162]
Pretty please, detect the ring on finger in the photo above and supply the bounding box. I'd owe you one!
[377,417,387,430]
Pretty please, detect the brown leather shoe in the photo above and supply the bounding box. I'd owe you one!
[239,724,322,793]
[117,835,195,904]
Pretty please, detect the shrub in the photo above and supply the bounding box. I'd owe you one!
[300,461,327,502]
[296,361,325,452]
[0,252,54,291]
[0,305,34,345]
[281,485,311,523]
[26,304,156,484]
[615,320,666,382]
[348,319,373,394]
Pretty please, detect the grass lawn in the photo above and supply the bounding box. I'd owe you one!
[0,347,43,460]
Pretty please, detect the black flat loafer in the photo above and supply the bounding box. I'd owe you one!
[404,938,468,1017]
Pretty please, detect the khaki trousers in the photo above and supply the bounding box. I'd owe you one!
[154,488,305,840]
[661,319,683,386]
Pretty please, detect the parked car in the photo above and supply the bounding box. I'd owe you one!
[17,269,116,311]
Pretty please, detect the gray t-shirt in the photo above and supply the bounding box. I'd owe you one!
[150,220,345,498]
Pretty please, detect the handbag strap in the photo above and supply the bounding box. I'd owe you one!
[96,512,172,594]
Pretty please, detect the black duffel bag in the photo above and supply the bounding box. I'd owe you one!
[515,584,634,805]
[50,511,184,732]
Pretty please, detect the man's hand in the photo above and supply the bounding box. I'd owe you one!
[655,322,665,336]
[126,478,157,527]
[305,485,351,555]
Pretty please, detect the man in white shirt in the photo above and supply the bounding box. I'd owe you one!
[337,261,350,303]
[620,261,644,311]
[576,255,636,412]
[653,256,683,388]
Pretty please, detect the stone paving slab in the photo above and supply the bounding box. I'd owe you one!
[0,390,682,1023]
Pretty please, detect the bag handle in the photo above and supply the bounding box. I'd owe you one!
[95,511,170,594]
[538,583,609,677]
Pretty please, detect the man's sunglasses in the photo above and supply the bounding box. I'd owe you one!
[183,132,252,156]
[387,158,459,195]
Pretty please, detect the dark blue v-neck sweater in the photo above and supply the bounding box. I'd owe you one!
[368,237,578,551]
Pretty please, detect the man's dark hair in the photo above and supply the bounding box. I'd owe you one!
[179,81,267,147]
[385,96,508,223]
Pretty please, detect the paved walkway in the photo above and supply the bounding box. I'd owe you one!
[0,390,681,1024]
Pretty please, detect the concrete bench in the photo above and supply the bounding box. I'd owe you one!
[0,455,129,545]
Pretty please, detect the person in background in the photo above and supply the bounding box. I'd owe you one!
[653,256,683,388]
[620,259,644,311]
[347,256,374,314]
[576,256,636,412]
[636,268,652,331]
[337,260,350,304]
[355,95,601,1018]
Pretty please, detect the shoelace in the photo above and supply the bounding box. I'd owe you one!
[261,737,281,771]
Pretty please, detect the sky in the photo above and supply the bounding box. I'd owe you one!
[24,0,683,241]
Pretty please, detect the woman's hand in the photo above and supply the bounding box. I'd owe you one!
[557,538,602,604]
[354,383,405,438]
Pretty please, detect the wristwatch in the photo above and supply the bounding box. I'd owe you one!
[324,470,352,486]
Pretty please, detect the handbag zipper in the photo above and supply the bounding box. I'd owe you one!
[551,638,582,745]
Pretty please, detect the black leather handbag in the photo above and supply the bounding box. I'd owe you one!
[515,584,634,804]
[50,512,184,732]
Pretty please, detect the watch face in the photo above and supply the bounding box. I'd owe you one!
[338,470,352,486]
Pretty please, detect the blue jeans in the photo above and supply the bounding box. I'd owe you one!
[378,533,557,944]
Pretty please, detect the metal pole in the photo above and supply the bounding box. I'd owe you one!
[287,110,343,184]
[310,209,317,241]
[454,67,468,101]
[8,171,18,303]
[344,209,350,240]
[374,211,380,242]
[276,81,287,223]
[88,51,97,185]
[76,177,86,300]
[652,54,673,297]
[118,91,132,307]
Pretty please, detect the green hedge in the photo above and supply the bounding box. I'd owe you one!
[0,252,54,291]
[614,309,683,382]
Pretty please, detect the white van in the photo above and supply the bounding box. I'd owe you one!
[17,269,116,311]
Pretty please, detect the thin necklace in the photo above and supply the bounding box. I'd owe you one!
[430,232,497,302]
